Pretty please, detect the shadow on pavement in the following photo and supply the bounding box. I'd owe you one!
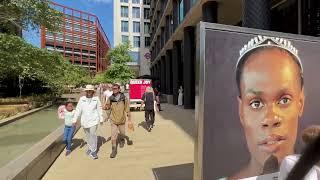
[70,138,83,151]
[152,163,194,180]
[74,136,110,153]
[156,104,195,140]
[137,121,149,131]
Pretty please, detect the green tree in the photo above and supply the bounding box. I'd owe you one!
[97,42,135,84]
[0,33,91,96]
[0,0,63,34]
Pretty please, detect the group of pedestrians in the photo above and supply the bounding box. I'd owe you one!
[58,83,133,159]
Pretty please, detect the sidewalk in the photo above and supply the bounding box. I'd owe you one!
[42,104,195,180]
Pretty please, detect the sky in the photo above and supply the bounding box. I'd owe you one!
[24,0,114,47]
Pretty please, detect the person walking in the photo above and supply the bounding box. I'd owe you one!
[104,83,133,158]
[103,84,113,121]
[73,84,103,160]
[58,102,76,156]
[141,86,158,132]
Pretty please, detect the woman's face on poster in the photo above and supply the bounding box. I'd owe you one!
[238,48,305,166]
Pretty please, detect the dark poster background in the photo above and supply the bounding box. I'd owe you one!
[197,24,320,179]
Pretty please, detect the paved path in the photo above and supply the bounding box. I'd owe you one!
[43,104,195,180]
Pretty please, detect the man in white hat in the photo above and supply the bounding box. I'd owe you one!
[73,84,103,159]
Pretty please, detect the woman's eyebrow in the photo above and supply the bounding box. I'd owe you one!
[245,88,263,96]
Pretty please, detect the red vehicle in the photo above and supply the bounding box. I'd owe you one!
[129,79,151,109]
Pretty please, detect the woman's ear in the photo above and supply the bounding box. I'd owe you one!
[299,88,305,118]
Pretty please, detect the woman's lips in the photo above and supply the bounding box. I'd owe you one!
[258,134,286,153]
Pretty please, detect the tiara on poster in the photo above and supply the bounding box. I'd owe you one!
[237,35,302,72]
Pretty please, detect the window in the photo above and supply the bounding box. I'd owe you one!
[144,8,150,19]
[133,21,140,33]
[121,6,128,17]
[191,0,196,6]
[143,0,150,5]
[133,36,140,47]
[145,37,150,47]
[120,0,128,3]
[132,7,140,18]
[132,0,140,4]
[122,35,129,43]
[129,52,140,63]
[179,0,184,23]
[144,22,150,34]
[121,21,129,32]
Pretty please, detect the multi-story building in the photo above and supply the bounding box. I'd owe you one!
[149,0,320,109]
[41,2,111,73]
[114,0,151,76]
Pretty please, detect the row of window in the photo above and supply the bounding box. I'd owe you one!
[121,21,150,34]
[46,45,96,54]
[121,6,150,19]
[121,35,150,47]
[46,34,95,43]
[120,0,150,5]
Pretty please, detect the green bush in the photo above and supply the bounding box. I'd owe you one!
[0,33,92,96]
[0,97,29,105]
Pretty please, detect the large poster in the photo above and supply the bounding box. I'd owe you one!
[195,23,320,180]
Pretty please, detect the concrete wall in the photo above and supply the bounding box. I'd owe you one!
[0,125,80,180]
[139,47,151,76]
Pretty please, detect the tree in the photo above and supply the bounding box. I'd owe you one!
[97,42,135,84]
[0,0,91,97]
[0,33,91,96]
[0,0,63,34]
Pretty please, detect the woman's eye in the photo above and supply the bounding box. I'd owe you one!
[279,97,291,105]
[250,100,264,109]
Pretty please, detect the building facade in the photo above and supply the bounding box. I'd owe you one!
[114,0,151,76]
[149,0,320,109]
[41,2,111,73]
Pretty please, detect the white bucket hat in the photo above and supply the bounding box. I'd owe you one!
[84,84,95,91]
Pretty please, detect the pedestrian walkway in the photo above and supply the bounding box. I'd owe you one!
[43,104,194,180]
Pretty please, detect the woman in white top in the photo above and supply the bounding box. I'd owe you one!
[178,86,183,106]
[58,102,76,156]
[103,84,113,121]
[73,85,103,160]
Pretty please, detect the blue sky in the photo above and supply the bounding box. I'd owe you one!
[24,0,114,47]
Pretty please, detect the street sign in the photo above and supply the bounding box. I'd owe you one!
[144,52,151,59]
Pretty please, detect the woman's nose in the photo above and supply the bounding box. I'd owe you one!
[262,106,282,128]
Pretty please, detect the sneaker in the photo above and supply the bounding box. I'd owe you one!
[90,152,98,159]
[66,150,71,156]
[119,139,125,148]
[86,149,91,156]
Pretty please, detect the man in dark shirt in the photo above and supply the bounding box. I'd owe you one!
[141,87,157,132]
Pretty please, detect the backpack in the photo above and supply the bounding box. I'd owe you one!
[144,92,155,102]
[109,93,126,105]
[57,105,66,119]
